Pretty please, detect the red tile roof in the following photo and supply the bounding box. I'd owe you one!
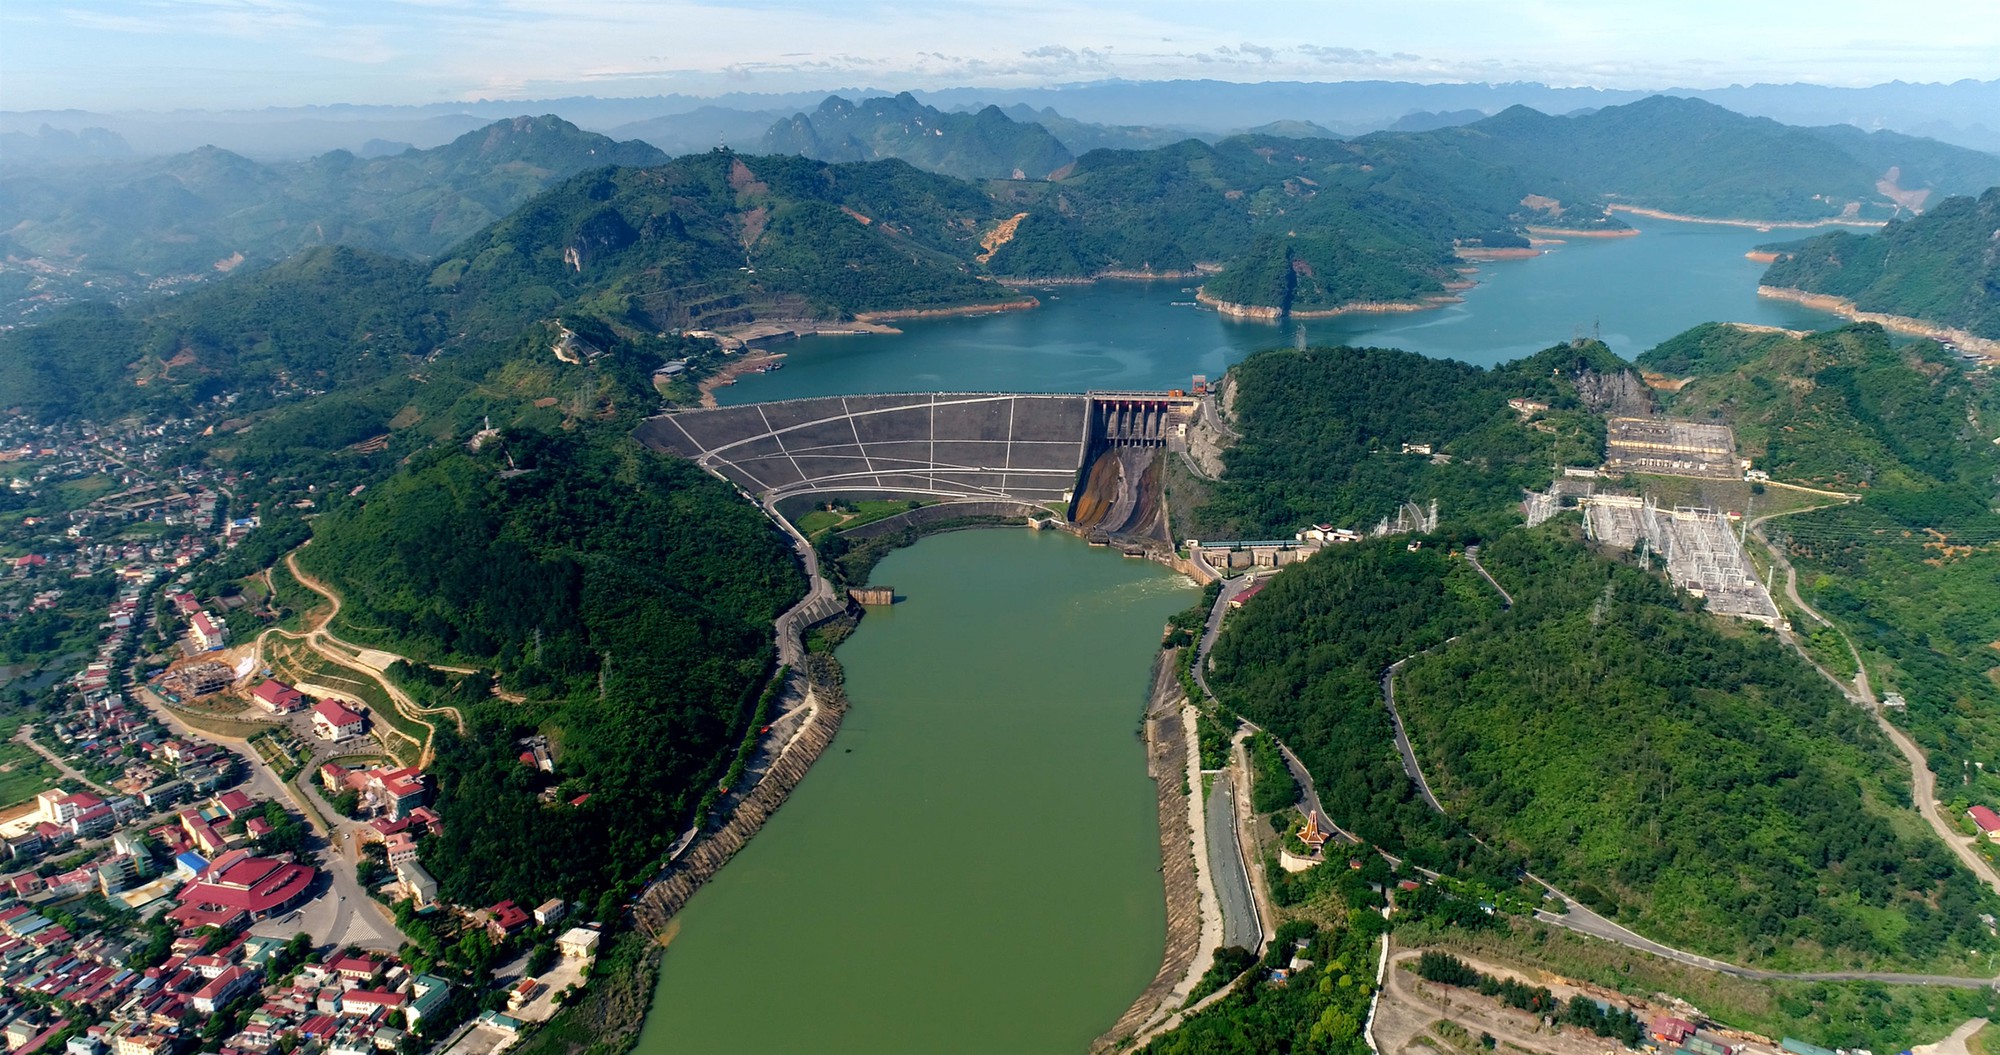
[313,700,365,727]
[1972,805,2000,832]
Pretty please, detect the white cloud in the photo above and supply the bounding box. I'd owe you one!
[2,0,1995,110]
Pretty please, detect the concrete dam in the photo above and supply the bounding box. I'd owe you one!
[634,392,1194,539]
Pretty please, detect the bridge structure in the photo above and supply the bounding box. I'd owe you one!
[634,391,1194,509]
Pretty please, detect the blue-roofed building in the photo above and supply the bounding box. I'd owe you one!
[175,851,208,878]
[1783,1039,1838,1055]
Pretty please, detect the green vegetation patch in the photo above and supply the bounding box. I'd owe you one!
[1761,187,2000,340]
[297,427,804,913]
[1394,527,1997,971]
[1190,341,1620,541]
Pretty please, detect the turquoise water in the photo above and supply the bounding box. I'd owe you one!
[718,216,1849,404]
[637,530,1195,1054]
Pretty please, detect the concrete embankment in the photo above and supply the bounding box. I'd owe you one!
[633,683,846,937]
[1092,652,1207,1053]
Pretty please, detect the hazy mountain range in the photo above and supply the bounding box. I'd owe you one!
[6,78,1998,162]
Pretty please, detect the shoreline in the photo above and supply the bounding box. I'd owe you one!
[1524,224,1639,239]
[1607,204,1886,231]
[1091,650,1214,1052]
[1195,287,1460,322]
[696,349,786,408]
[1454,247,1542,261]
[852,296,1039,322]
[1744,250,1783,264]
[995,266,1220,287]
[1756,286,2000,362]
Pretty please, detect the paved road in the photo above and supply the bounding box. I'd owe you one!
[1380,658,1445,813]
[1751,517,2000,901]
[1205,776,1259,952]
[1462,546,1513,608]
[14,724,114,795]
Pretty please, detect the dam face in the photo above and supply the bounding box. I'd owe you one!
[635,392,1191,509]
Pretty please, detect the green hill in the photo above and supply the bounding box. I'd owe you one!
[1392,528,1997,969]
[295,430,803,910]
[1759,187,2000,339]
[1187,341,1633,539]
[0,245,447,421]
[1637,321,1996,489]
[0,150,1014,421]
[984,132,1605,306]
[429,150,1012,332]
[762,93,1075,180]
[1398,96,2000,223]
[0,115,666,321]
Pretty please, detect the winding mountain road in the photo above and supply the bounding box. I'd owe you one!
[1750,514,2000,901]
[1191,543,2000,989]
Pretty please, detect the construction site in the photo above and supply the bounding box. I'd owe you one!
[1581,495,1780,623]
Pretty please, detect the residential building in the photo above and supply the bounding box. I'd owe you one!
[189,612,227,652]
[556,928,599,960]
[310,702,366,742]
[248,681,306,715]
[1970,805,2000,842]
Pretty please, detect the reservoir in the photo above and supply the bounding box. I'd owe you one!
[637,529,1195,1054]
[639,213,1850,1049]
[719,216,1850,404]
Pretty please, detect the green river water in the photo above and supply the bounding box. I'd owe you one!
[638,529,1195,1053]
[634,215,1856,1051]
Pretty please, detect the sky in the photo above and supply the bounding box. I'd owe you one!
[3,0,1998,112]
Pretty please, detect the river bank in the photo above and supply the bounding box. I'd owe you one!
[1454,246,1542,261]
[1525,224,1640,239]
[696,349,786,407]
[1608,204,1886,231]
[1194,287,1461,322]
[636,527,1191,1053]
[1091,648,1237,1052]
[1756,286,2000,362]
[853,296,1039,322]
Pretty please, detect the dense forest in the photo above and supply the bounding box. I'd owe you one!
[1188,341,1627,540]
[1759,187,2000,339]
[294,428,804,911]
[1394,528,1998,969]
[1205,539,1502,877]
[1142,915,1387,1055]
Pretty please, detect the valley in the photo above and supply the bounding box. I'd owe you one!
[0,63,1996,1055]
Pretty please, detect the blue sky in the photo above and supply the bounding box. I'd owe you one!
[3,0,1997,111]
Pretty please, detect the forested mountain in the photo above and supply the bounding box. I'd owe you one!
[427,150,1013,329]
[1638,322,1997,490]
[0,246,448,421]
[295,430,803,910]
[1635,321,2000,869]
[1188,341,1633,539]
[0,151,1014,420]
[1396,96,2000,222]
[994,104,1201,154]
[1759,187,2000,339]
[1393,529,1997,968]
[762,93,1075,180]
[983,131,1616,309]
[0,115,666,321]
